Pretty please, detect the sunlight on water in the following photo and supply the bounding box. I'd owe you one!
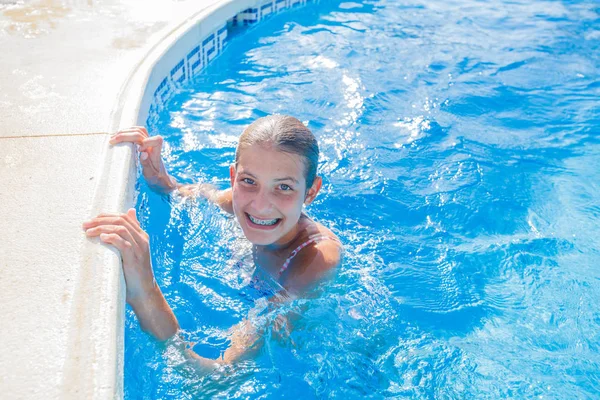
[126,0,600,398]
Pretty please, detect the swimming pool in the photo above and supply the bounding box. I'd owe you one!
[126,0,600,397]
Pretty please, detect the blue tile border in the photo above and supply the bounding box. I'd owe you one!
[170,59,186,84]
[186,45,202,79]
[146,0,318,124]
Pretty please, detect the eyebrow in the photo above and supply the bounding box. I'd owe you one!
[274,177,300,184]
[241,171,300,184]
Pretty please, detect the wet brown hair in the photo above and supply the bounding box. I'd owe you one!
[235,115,319,189]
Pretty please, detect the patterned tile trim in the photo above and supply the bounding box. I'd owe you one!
[146,0,317,124]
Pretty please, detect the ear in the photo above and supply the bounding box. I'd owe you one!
[304,176,322,206]
[229,163,236,188]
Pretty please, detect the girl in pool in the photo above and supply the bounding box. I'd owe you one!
[83,115,342,367]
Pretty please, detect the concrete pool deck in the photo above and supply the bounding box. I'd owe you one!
[0,0,226,397]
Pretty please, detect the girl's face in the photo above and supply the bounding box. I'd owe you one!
[230,144,321,247]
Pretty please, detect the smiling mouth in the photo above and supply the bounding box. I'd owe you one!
[246,213,281,227]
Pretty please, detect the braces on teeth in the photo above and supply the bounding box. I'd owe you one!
[248,214,279,226]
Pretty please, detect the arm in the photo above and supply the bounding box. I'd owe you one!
[82,208,267,370]
[83,208,179,340]
[178,185,233,214]
[127,285,179,341]
[83,208,264,370]
[110,127,233,213]
[83,208,223,374]
[218,294,292,364]
[211,242,343,366]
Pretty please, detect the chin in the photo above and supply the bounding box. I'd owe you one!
[243,229,279,246]
[247,236,275,246]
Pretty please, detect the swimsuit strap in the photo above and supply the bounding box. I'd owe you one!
[279,234,335,276]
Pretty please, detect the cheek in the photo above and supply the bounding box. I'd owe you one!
[231,188,246,213]
[278,194,304,214]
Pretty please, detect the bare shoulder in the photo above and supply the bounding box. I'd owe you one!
[310,221,343,266]
[283,219,343,294]
[307,217,343,258]
[311,238,343,273]
[215,188,233,214]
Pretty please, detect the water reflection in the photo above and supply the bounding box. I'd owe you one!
[127,0,600,397]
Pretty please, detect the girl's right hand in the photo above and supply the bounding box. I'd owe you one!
[110,126,177,192]
[83,208,156,303]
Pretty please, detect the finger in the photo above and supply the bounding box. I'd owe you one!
[110,127,146,140]
[109,132,146,145]
[120,209,147,237]
[99,233,132,252]
[140,151,148,161]
[86,224,138,247]
[127,208,138,223]
[82,215,121,228]
[85,214,141,232]
[129,126,149,136]
[84,214,144,239]
[91,212,142,231]
[83,216,111,229]
[113,126,149,138]
[83,213,131,229]
[139,136,163,151]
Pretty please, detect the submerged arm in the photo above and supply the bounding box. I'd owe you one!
[182,294,295,373]
[177,184,233,214]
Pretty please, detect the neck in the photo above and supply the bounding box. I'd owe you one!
[262,222,302,252]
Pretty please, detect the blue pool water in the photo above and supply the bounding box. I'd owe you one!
[125,0,600,398]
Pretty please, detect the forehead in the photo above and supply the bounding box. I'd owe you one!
[236,144,305,182]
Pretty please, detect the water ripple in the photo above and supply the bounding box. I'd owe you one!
[127,0,600,398]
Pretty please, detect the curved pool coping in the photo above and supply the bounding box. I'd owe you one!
[82,0,315,397]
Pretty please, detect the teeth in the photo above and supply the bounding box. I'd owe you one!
[248,214,279,226]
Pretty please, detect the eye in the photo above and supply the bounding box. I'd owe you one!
[279,183,292,191]
[242,177,255,185]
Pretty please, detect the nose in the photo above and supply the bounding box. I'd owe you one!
[250,188,273,215]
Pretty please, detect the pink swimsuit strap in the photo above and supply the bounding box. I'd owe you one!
[279,234,336,276]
